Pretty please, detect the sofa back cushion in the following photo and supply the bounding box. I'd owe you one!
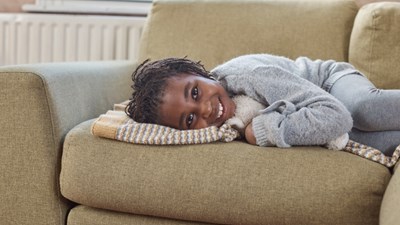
[138,0,358,69]
[349,2,400,89]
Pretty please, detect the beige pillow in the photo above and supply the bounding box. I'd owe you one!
[350,2,400,89]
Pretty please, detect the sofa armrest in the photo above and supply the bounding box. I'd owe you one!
[380,162,400,225]
[0,60,135,225]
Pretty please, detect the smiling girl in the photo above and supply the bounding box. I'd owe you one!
[126,55,400,154]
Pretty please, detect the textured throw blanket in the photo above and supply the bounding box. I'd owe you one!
[91,110,238,145]
[91,102,400,168]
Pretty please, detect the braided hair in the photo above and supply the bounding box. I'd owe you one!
[125,57,212,124]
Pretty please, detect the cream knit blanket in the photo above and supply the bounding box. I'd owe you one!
[91,102,399,168]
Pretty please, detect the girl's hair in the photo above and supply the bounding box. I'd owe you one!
[125,57,211,124]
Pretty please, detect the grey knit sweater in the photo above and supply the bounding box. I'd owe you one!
[210,54,353,147]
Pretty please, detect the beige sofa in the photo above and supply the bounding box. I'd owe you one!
[1,0,400,225]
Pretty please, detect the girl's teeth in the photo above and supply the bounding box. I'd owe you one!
[217,102,223,118]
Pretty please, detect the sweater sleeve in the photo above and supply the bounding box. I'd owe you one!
[212,64,353,148]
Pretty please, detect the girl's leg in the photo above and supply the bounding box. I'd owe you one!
[329,74,400,131]
[329,73,400,155]
[349,128,400,156]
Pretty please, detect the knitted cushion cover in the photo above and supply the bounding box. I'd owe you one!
[91,102,399,168]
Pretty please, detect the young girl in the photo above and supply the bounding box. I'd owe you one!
[125,54,400,155]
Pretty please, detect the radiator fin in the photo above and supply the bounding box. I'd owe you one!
[0,13,145,66]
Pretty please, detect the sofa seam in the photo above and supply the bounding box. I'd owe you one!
[35,72,66,225]
[368,9,378,79]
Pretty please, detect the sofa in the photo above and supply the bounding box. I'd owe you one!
[1,0,400,224]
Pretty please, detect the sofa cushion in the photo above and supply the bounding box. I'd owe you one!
[349,2,400,89]
[139,0,358,69]
[68,205,213,225]
[61,120,391,225]
[380,162,400,225]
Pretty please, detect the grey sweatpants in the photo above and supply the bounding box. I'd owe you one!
[329,73,400,155]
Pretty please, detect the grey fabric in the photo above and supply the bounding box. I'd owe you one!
[210,54,353,147]
[330,74,400,155]
[330,74,400,131]
[210,54,400,154]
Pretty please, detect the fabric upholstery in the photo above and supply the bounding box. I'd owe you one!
[68,205,214,225]
[0,71,66,225]
[91,110,238,145]
[61,120,391,225]
[349,2,400,89]
[92,103,399,167]
[0,61,135,225]
[3,0,398,224]
[380,163,400,225]
[139,0,358,70]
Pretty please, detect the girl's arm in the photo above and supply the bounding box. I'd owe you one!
[214,64,353,147]
[245,122,257,145]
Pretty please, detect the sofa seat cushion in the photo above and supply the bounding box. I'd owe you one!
[61,120,391,225]
[68,205,214,225]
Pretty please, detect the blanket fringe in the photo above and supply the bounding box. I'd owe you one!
[344,140,400,167]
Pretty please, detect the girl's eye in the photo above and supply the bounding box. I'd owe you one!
[191,87,198,100]
[187,87,198,128]
[186,113,194,128]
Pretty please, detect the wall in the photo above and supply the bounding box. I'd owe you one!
[0,0,34,12]
[2,0,400,13]
[354,0,400,8]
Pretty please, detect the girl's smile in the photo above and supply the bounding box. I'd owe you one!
[158,73,236,130]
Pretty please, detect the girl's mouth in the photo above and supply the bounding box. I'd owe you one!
[217,100,224,119]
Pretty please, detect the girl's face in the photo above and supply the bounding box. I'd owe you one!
[158,73,236,130]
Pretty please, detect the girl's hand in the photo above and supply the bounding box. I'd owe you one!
[245,122,257,145]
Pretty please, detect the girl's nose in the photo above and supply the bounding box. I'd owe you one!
[199,100,212,119]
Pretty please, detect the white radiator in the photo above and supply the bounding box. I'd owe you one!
[0,13,146,66]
